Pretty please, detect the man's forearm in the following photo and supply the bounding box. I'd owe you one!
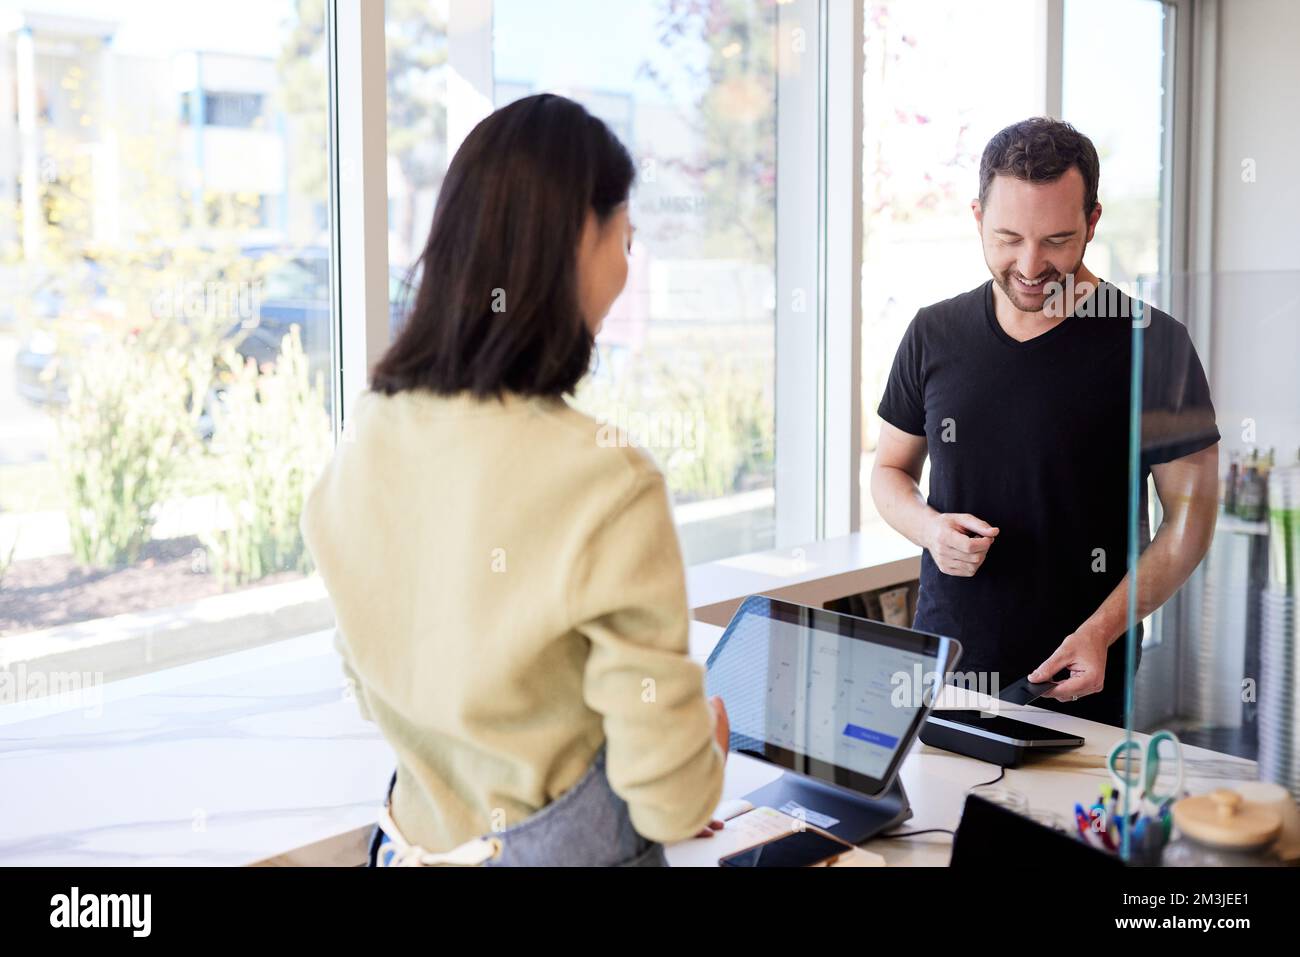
[1081,511,1217,646]
[1081,446,1220,646]
[871,465,937,549]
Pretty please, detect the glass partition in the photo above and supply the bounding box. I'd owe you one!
[1124,270,1300,852]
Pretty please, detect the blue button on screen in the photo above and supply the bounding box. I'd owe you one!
[842,723,899,749]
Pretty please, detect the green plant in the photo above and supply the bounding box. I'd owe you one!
[198,325,331,586]
[657,354,774,501]
[17,116,271,573]
[575,346,775,504]
[54,334,193,568]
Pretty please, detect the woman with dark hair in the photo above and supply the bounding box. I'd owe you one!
[302,94,728,867]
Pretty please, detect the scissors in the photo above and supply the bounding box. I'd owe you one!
[1107,729,1185,815]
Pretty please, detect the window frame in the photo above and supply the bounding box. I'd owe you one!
[327,0,391,442]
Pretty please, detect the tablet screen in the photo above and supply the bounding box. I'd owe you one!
[705,596,959,796]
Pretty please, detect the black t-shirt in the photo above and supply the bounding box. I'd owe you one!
[877,280,1219,725]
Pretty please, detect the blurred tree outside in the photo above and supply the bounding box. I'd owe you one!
[642,0,776,264]
[278,0,449,265]
[574,0,777,507]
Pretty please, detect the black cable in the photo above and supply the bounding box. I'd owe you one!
[875,765,1006,843]
[967,766,1006,791]
[876,828,954,840]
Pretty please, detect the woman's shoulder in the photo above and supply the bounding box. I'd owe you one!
[352,388,665,485]
[536,397,667,486]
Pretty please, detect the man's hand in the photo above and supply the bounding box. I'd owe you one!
[1025,446,1218,709]
[924,513,999,577]
[1030,628,1110,702]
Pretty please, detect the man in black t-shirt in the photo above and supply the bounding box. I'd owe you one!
[872,118,1220,728]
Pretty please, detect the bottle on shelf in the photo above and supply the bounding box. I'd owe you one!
[1225,451,1240,514]
[1239,449,1264,522]
[1258,448,1275,520]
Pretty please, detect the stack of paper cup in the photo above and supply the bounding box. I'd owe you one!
[1191,533,1252,728]
[1260,589,1296,797]
[1260,466,1299,798]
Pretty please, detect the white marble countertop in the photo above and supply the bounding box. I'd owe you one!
[0,621,1259,867]
[0,631,395,866]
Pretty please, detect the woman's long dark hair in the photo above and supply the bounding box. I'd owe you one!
[372,94,635,399]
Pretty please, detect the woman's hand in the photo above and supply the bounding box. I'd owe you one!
[693,696,731,838]
[711,695,730,758]
[693,819,725,839]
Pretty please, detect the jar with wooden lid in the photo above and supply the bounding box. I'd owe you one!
[1162,789,1282,866]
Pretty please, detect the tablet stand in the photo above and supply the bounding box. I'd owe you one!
[744,773,912,846]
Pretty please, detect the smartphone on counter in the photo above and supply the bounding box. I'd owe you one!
[998,674,1056,706]
[998,669,1070,706]
[718,828,857,868]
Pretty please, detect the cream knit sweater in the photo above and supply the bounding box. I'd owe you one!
[301,388,725,852]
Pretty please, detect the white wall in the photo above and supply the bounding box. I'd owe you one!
[1208,0,1300,461]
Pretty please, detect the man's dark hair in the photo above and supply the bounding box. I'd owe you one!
[978,117,1100,216]
[372,93,635,399]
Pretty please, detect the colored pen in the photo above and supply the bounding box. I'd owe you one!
[1091,800,1115,850]
[1074,803,1092,837]
[1132,818,1149,861]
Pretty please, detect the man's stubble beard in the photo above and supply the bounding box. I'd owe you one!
[992,251,1086,315]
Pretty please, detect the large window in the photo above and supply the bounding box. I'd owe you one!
[1062,0,1171,292]
[384,0,450,276]
[385,0,778,566]
[0,0,793,693]
[0,2,333,658]
[857,0,1046,533]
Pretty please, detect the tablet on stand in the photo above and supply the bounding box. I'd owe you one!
[706,595,961,846]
